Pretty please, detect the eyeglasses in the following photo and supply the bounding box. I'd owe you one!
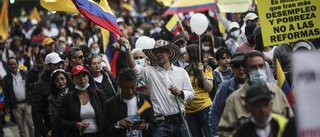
[232,62,245,69]
[51,69,66,77]
[134,56,144,59]
[75,55,84,59]
[175,40,186,45]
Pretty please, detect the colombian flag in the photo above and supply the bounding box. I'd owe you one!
[165,14,182,36]
[40,0,79,13]
[72,0,122,37]
[276,59,294,107]
[101,29,118,77]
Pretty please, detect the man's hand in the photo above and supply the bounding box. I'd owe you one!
[76,122,90,131]
[46,130,52,137]
[132,119,146,130]
[169,86,181,96]
[119,37,131,51]
[118,118,134,128]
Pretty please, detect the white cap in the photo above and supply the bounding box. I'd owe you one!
[229,22,240,31]
[116,17,124,23]
[45,52,63,64]
[244,13,258,22]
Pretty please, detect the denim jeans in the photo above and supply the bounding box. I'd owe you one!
[186,106,211,137]
[154,122,190,137]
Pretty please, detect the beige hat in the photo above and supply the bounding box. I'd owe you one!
[244,13,258,22]
[229,22,240,31]
[142,40,180,63]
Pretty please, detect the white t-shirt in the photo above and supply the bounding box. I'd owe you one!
[94,75,103,83]
[255,123,271,137]
[123,96,142,137]
[81,101,99,133]
[0,62,7,78]
[263,46,277,59]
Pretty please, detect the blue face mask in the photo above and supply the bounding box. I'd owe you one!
[250,115,272,128]
[135,59,145,66]
[91,49,100,55]
[75,83,90,91]
[249,69,267,84]
[180,47,186,54]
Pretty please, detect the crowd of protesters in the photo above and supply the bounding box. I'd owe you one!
[0,0,320,137]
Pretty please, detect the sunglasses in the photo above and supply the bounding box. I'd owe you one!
[75,55,84,59]
[134,56,144,59]
[232,62,245,69]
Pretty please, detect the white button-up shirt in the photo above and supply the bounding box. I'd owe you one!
[134,64,194,116]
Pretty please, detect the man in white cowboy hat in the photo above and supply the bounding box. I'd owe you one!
[121,37,194,137]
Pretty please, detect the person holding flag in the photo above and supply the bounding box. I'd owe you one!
[104,68,157,137]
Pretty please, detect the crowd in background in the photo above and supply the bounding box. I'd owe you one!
[0,0,320,137]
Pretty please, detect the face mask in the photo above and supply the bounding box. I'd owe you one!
[180,47,186,54]
[121,46,127,52]
[135,59,145,66]
[57,44,66,53]
[250,115,272,128]
[75,83,90,91]
[231,30,240,38]
[249,69,267,84]
[202,46,211,52]
[91,49,100,55]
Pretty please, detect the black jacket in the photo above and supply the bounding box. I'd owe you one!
[234,119,281,137]
[56,88,107,137]
[26,68,42,100]
[95,71,117,100]
[105,93,157,137]
[3,70,31,109]
[214,36,227,49]
[32,70,53,136]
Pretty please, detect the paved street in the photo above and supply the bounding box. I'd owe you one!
[3,124,20,137]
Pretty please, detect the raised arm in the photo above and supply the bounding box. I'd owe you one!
[120,37,136,68]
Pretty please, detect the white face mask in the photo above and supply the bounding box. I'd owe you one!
[57,44,66,53]
[202,46,211,52]
[231,30,240,38]
[249,69,267,84]
[135,59,145,66]
[180,47,186,54]
[91,49,100,55]
[75,83,90,91]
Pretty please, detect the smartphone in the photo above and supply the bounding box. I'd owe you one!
[133,120,143,125]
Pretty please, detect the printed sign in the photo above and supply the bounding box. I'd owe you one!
[257,0,320,46]
[293,52,320,137]
[217,0,252,13]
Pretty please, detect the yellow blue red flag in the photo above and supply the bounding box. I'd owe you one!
[165,14,182,36]
[276,59,294,107]
[40,0,79,13]
[72,0,122,37]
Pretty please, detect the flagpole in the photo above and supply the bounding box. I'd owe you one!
[199,36,201,62]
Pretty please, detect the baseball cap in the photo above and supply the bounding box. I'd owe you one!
[245,84,272,103]
[245,24,257,38]
[292,40,315,51]
[45,52,64,64]
[229,22,240,31]
[244,12,258,22]
[229,52,245,64]
[172,34,186,43]
[71,65,89,76]
[43,38,54,46]
[116,17,124,23]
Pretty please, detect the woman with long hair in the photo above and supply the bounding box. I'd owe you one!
[48,69,73,137]
[56,65,107,137]
[184,44,213,137]
[88,55,117,99]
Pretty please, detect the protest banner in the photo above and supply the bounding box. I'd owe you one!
[293,52,320,137]
[217,0,252,13]
[257,0,320,46]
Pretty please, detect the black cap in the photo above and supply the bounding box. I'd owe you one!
[151,32,162,40]
[245,24,257,38]
[229,52,245,64]
[245,84,272,103]
[172,34,186,43]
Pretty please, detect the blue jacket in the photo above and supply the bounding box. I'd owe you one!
[209,77,242,136]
